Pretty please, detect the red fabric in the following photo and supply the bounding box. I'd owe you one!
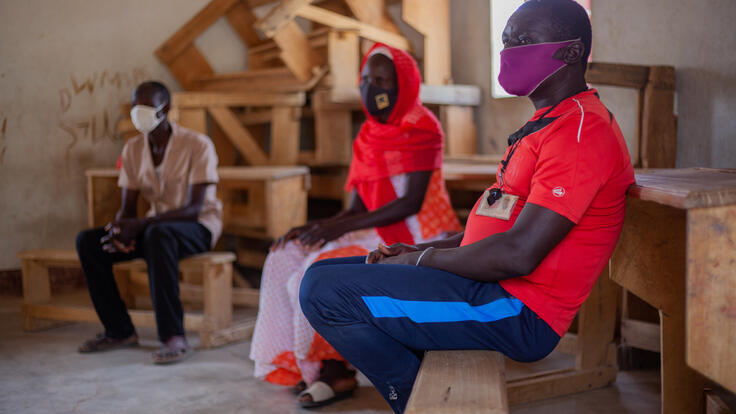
[345,43,444,245]
[460,90,635,336]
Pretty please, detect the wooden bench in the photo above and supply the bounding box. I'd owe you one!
[406,350,508,414]
[18,249,258,348]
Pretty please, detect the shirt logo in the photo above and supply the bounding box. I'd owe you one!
[552,186,566,198]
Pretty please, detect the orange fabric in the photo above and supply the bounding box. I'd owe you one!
[417,170,463,239]
[314,246,370,262]
[266,351,302,386]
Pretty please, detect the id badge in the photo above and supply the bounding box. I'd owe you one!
[475,190,519,221]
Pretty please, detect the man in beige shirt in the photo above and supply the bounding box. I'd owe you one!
[75,81,222,364]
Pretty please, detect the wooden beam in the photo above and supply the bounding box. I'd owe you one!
[402,0,451,84]
[327,30,360,90]
[225,1,262,47]
[621,318,661,353]
[507,367,617,405]
[166,44,215,90]
[585,62,651,89]
[273,20,323,82]
[270,106,302,165]
[576,267,619,370]
[208,106,269,165]
[296,5,411,50]
[640,66,677,169]
[344,0,402,35]
[174,91,306,108]
[156,0,240,64]
[255,0,314,38]
[440,106,476,156]
[330,84,482,106]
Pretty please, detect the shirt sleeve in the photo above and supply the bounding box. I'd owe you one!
[526,114,616,223]
[189,136,219,185]
[117,142,139,190]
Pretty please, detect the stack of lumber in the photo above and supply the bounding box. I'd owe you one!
[134,0,483,268]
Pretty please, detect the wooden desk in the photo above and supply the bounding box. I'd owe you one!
[611,168,736,413]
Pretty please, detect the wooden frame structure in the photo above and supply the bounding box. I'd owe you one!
[17,250,258,349]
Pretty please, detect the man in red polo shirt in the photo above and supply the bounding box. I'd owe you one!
[298,1,635,412]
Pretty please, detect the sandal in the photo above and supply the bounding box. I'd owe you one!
[151,336,192,365]
[298,381,355,409]
[291,380,307,395]
[78,333,138,353]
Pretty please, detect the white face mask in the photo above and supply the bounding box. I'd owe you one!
[130,102,166,134]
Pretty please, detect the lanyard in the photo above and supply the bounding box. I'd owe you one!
[487,100,562,206]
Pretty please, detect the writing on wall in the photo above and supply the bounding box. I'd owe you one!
[58,67,151,152]
[0,115,6,165]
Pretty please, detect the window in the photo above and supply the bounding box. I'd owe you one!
[490,0,591,98]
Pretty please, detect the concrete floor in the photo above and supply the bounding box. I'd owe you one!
[0,296,661,414]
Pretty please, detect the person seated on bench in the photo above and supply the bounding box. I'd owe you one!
[299,1,636,412]
[250,44,462,408]
[76,81,222,364]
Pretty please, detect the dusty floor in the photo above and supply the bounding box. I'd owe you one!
[0,296,661,414]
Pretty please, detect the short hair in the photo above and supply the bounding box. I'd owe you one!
[519,0,592,71]
[136,81,170,106]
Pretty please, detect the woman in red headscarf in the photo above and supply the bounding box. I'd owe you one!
[250,43,462,407]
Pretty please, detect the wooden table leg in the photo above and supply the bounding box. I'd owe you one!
[201,262,233,348]
[21,259,69,331]
[660,307,706,414]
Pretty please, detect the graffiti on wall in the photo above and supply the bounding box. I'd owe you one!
[58,66,151,153]
[0,115,6,165]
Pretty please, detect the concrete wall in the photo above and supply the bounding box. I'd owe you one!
[451,0,736,168]
[1,0,735,269]
[0,0,247,269]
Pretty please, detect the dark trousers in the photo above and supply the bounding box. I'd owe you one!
[76,221,211,342]
[299,256,560,414]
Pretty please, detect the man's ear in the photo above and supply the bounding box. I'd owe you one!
[561,41,584,65]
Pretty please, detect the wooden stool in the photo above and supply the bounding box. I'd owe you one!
[18,249,257,348]
[406,350,509,414]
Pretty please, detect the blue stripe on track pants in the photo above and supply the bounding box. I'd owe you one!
[299,256,560,413]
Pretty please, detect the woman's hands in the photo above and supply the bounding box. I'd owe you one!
[270,220,348,251]
[366,243,420,264]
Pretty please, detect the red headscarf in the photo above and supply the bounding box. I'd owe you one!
[345,43,446,245]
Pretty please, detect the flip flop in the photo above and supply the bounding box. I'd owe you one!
[298,381,355,409]
[78,333,139,353]
[291,380,307,395]
[151,344,193,365]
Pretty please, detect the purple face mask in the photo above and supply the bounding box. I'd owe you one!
[498,39,579,96]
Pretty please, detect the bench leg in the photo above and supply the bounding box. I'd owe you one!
[200,263,233,348]
[21,259,71,331]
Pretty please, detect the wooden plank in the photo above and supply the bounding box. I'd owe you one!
[640,66,677,169]
[686,204,736,393]
[296,5,411,50]
[177,108,207,135]
[330,84,482,106]
[194,66,328,92]
[202,263,233,334]
[225,1,262,47]
[270,106,301,165]
[313,89,353,165]
[344,0,402,34]
[440,106,476,156]
[21,260,51,310]
[22,303,205,331]
[610,198,686,314]
[265,175,308,239]
[661,309,707,414]
[18,249,79,263]
[249,27,330,63]
[255,0,314,38]
[706,391,736,414]
[621,318,661,353]
[308,168,349,201]
[218,165,309,181]
[166,44,215,90]
[506,367,617,405]
[273,20,323,82]
[628,168,736,209]
[237,248,268,268]
[405,351,508,414]
[202,317,256,347]
[402,0,451,85]
[208,106,269,165]
[209,116,238,166]
[174,91,306,108]
[328,30,360,90]
[155,0,239,63]
[585,62,650,89]
[576,267,618,370]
